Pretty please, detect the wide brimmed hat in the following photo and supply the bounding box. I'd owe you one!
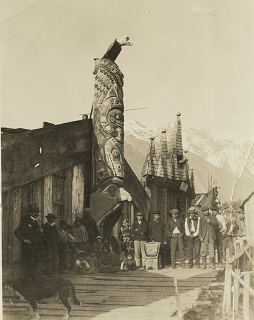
[45,213,57,219]
[171,209,179,215]
[201,206,209,212]
[136,212,143,216]
[188,207,197,214]
[28,204,40,212]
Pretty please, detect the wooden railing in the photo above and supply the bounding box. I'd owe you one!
[222,244,254,319]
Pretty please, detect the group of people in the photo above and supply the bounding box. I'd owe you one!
[14,204,116,280]
[118,206,240,271]
[15,203,241,279]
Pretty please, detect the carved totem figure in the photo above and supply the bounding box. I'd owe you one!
[92,37,132,192]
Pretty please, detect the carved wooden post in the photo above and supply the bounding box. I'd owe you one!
[174,278,183,320]
[92,38,132,196]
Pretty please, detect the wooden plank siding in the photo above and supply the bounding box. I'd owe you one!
[72,163,85,223]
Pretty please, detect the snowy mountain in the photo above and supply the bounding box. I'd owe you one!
[124,120,254,202]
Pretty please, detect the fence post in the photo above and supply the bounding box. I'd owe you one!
[225,264,232,313]
[174,278,183,320]
[243,273,250,320]
[233,269,240,313]
[222,263,228,311]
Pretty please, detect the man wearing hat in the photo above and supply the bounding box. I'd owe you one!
[42,213,59,276]
[131,212,148,269]
[185,207,200,268]
[168,209,185,269]
[149,212,169,269]
[199,206,219,269]
[14,203,44,280]
[211,206,226,268]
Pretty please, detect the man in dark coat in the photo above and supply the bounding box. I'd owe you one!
[185,207,200,268]
[81,208,100,245]
[199,206,220,269]
[14,204,44,280]
[42,213,59,276]
[168,209,185,268]
[131,212,148,269]
[149,212,169,269]
[211,206,226,268]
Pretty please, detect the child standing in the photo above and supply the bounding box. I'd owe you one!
[118,219,134,262]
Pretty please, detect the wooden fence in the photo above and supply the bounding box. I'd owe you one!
[222,244,254,319]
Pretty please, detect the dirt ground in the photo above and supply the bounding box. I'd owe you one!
[181,269,246,320]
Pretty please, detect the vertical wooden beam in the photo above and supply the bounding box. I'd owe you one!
[243,273,250,320]
[72,163,84,224]
[44,176,53,221]
[164,188,167,224]
[12,188,22,263]
[64,167,73,224]
[2,191,11,264]
[225,264,232,313]
[233,269,240,313]
[31,180,43,226]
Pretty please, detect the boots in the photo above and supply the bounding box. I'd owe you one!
[201,258,206,270]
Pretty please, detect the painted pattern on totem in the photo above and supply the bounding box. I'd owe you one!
[93,46,124,187]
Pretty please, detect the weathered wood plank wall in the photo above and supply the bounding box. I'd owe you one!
[72,163,85,223]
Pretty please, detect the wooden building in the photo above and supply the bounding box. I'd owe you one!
[1,118,149,280]
[141,112,195,222]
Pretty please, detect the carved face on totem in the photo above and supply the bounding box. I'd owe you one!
[106,108,124,143]
[104,137,124,178]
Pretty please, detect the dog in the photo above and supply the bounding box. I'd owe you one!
[5,276,81,320]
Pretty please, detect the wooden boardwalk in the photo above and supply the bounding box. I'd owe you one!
[3,268,218,320]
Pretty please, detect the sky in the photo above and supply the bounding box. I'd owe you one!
[1,0,254,140]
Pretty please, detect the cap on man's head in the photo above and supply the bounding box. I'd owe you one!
[171,209,179,215]
[152,211,162,215]
[188,207,197,214]
[136,212,143,216]
[201,206,209,212]
[84,208,91,213]
[210,206,219,212]
[45,213,57,219]
[28,204,40,212]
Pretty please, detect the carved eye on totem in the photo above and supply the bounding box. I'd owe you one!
[112,149,119,157]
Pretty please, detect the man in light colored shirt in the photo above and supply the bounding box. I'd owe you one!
[211,206,226,268]
[185,207,200,268]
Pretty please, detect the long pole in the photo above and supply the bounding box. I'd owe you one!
[174,278,183,320]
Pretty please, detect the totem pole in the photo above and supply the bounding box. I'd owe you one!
[92,37,132,197]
